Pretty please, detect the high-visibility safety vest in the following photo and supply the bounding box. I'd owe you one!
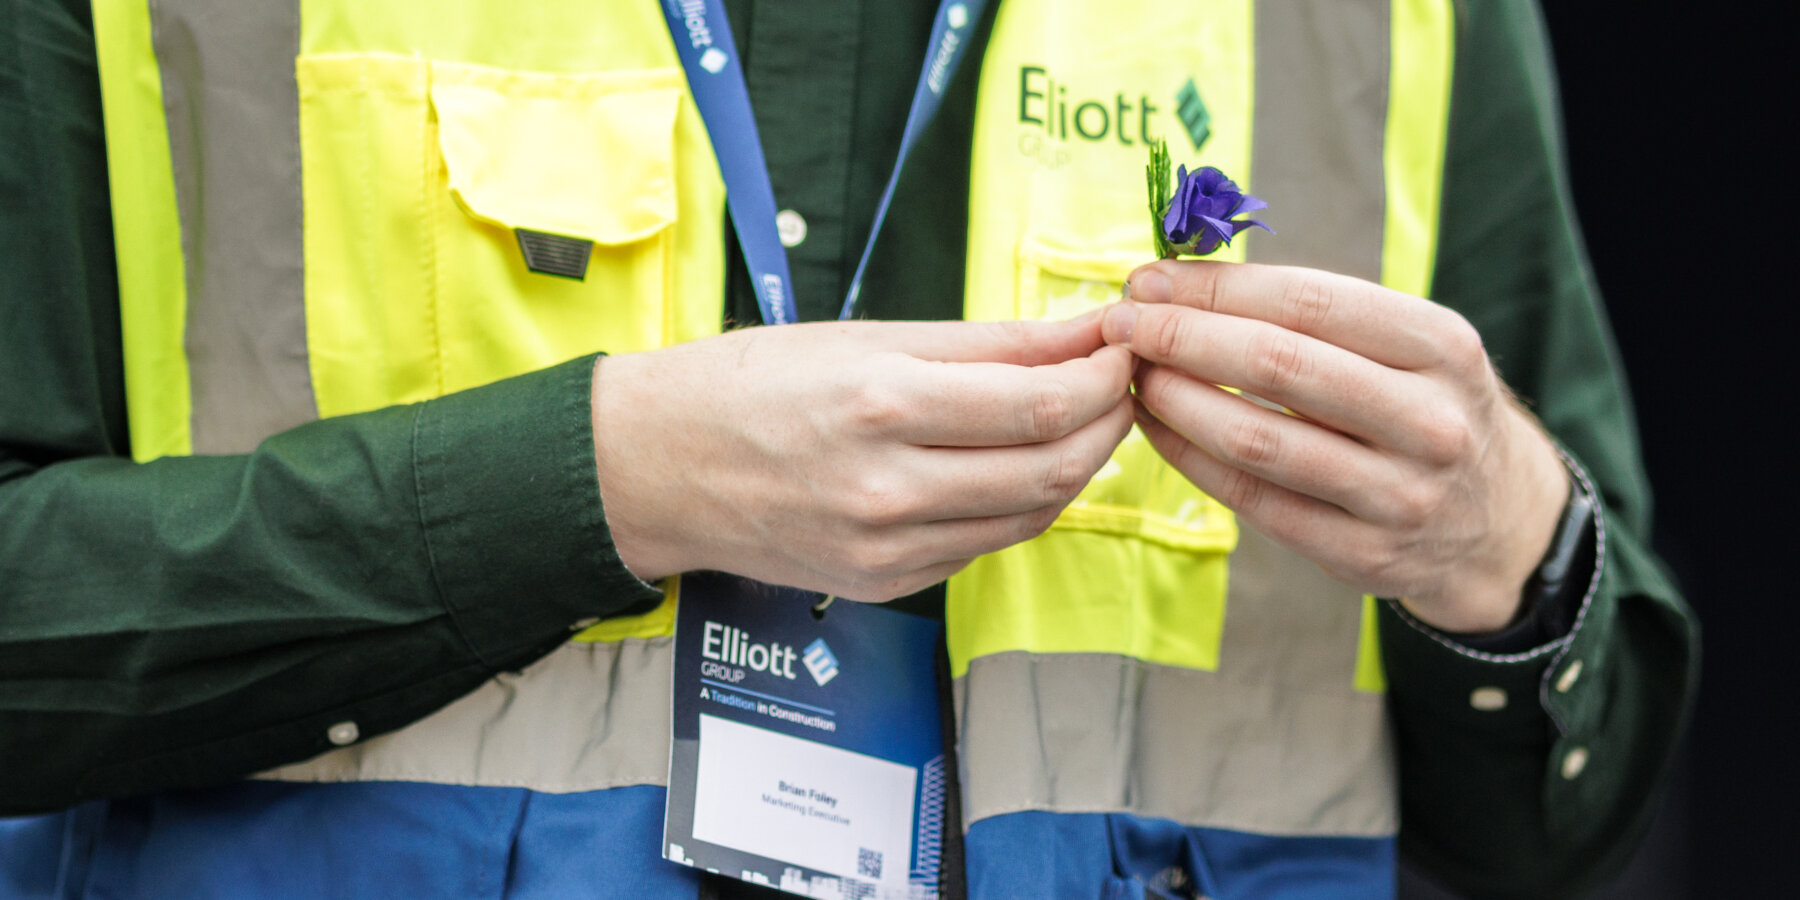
[90,0,1451,895]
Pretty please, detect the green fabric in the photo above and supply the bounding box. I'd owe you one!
[1382,3,1697,896]
[0,0,1696,896]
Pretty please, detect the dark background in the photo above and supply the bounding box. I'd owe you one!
[1405,6,1791,898]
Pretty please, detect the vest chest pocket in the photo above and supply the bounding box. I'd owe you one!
[297,54,688,416]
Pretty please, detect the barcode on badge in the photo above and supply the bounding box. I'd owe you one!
[857,847,883,880]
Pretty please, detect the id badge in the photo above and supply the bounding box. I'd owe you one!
[663,572,947,899]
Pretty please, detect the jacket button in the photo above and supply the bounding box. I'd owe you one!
[327,721,360,746]
[777,209,808,248]
[1555,658,1584,693]
[1469,687,1508,711]
[1561,746,1589,779]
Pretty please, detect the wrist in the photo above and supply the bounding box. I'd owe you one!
[1403,406,1569,632]
[592,352,686,582]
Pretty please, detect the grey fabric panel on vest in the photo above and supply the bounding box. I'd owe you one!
[256,637,674,791]
[151,0,316,453]
[1245,0,1389,283]
[955,651,1396,837]
[1219,522,1368,689]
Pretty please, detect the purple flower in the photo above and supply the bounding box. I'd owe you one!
[1161,165,1272,255]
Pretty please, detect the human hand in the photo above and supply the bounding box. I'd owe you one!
[1104,261,1568,633]
[592,317,1135,602]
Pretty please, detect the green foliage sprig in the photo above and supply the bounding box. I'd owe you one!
[1146,139,1176,260]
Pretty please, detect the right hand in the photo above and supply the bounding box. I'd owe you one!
[591,317,1135,602]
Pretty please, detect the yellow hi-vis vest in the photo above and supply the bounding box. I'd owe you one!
[94,0,1450,841]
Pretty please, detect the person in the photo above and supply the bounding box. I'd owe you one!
[0,0,1695,897]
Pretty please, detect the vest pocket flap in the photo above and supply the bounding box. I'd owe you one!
[429,62,681,245]
[1009,236,1147,323]
[1019,239,1144,286]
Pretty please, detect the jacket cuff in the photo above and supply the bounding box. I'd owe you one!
[411,354,663,669]
[1379,450,1606,737]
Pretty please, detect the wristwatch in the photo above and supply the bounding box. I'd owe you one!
[1522,464,1598,632]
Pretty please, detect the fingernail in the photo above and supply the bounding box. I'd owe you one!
[1102,302,1138,344]
[1131,270,1172,303]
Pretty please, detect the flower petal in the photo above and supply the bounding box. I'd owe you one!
[1234,217,1274,236]
[1235,194,1269,214]
[1200,215,1236,243]
[1163,203,1191,241]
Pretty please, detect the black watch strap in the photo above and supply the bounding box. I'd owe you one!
[1522,465,1597,633]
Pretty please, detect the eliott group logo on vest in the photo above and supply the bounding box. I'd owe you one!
[1015,68,1212,168]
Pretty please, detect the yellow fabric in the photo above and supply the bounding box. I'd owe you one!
[573,577,680,643]
[293,0,727,417]
[1380,0,1456,298]
[949,0,1256,677]
[1354,595,1388,694]
[431,63,680,244]
[91,0,192,461]
[299,0,673,74]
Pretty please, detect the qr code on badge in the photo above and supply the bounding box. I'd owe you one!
[857,847,883,880]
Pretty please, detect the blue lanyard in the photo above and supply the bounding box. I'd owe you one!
[659,0,987,325]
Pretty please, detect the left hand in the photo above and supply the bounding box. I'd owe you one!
[1103,260,1568,633]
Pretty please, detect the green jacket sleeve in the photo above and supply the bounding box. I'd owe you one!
[1377,2,1699,896]
[0,0,660,815]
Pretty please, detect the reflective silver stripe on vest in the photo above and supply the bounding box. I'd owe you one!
[1244,0,1389,283]
[954,527,1395,837]
[259,637,674,791]
[150,0,317,454]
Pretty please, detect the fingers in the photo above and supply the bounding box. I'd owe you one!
[1133,365,1421,525]
[1123,260,1485,373]
[913,395,1136,518]
[885,345,1135,447]
[1132,400,1378,570]
[811,397,1134,602]
[1108,301,1439,453]
[829,396,1133,527]
[830,488,1098,602]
